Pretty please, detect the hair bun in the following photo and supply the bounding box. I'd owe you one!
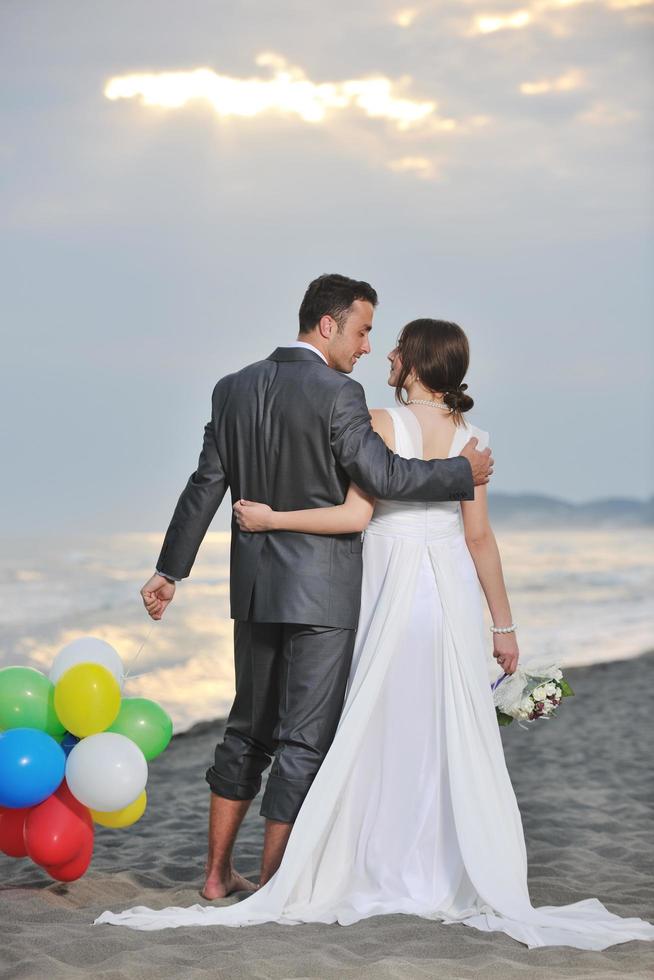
[443,383,474,414]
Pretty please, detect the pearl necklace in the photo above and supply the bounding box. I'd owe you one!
[407,398,451,411]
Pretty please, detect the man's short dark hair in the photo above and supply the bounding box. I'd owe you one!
[298,274,378,334]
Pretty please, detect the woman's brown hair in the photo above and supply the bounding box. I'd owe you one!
[394,318,474,425]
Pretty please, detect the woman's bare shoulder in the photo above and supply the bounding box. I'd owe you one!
[369,408,395,451]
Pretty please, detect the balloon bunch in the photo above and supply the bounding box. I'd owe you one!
[0,637,172,882]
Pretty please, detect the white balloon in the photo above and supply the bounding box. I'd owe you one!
[50,637,125,688]
[66,733,148,812]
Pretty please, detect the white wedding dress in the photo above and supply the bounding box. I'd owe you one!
[96,407,654,950]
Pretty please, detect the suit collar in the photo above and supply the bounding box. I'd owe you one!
[268,346,329,364]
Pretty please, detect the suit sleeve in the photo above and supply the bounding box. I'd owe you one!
[330,380,474,503]
[155,384,229,579]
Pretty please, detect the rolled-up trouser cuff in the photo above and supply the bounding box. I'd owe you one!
[259,772,315,823]
[205,765,262,801]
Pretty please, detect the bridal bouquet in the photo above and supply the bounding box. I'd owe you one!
[491,662,575,727]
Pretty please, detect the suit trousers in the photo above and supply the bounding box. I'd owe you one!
[205,620,356,823]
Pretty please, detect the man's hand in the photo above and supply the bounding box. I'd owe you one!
[460,437,494,487]
[141,573,176,621]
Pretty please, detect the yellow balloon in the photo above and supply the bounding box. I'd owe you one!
[54,662,121,738]
[92,790,147,828]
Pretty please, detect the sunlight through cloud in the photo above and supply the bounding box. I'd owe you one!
[577,100,638,124]
[606,0,653,7]
[520,69,585,94]
[388,156,438,179]
[471,0,652,34]
[104,54,437,130]
[392,7,420,27]
[476,9,532,33]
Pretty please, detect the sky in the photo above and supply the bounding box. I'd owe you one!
[1,0,652,536]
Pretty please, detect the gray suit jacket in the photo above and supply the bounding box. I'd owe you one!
[156,347,474,628]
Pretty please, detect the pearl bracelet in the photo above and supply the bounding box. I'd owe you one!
[490,624,517,634]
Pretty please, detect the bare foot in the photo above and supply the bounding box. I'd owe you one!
[200,868,258,901]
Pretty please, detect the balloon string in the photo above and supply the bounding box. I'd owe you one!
[124,622,158,680]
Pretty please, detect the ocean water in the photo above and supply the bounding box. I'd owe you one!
[0,528,652,732]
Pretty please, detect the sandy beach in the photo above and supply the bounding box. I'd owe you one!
[2,651,653,980]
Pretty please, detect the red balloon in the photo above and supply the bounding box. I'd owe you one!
[44,833,94,882]
[0,805,31,857]
[24,780,93,868]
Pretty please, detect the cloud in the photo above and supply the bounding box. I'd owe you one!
[387,155,438,178]
[577,100,639,124]
[475,9,533,33]
[105,53,438,131]
[520,68,586,94]
[468,0,653,34]
[392,7,421,27]
[1,0,652,522]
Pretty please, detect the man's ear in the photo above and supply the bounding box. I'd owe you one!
[318,315,335,341]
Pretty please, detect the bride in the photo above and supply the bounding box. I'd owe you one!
[96,319,654,950]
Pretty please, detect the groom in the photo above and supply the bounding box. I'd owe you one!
[141,274,493,899]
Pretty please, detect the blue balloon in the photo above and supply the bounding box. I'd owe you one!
[0,728,65,808]
[61,732,80,757]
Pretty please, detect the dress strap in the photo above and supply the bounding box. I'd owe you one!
[384,407,422,460]
[398,406,424,460]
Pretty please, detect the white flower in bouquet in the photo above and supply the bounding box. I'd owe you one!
[517,696,534,719]
[492,661,575,727]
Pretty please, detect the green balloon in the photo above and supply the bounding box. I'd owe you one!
[0,666,66,737]
[106,697,173,761]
